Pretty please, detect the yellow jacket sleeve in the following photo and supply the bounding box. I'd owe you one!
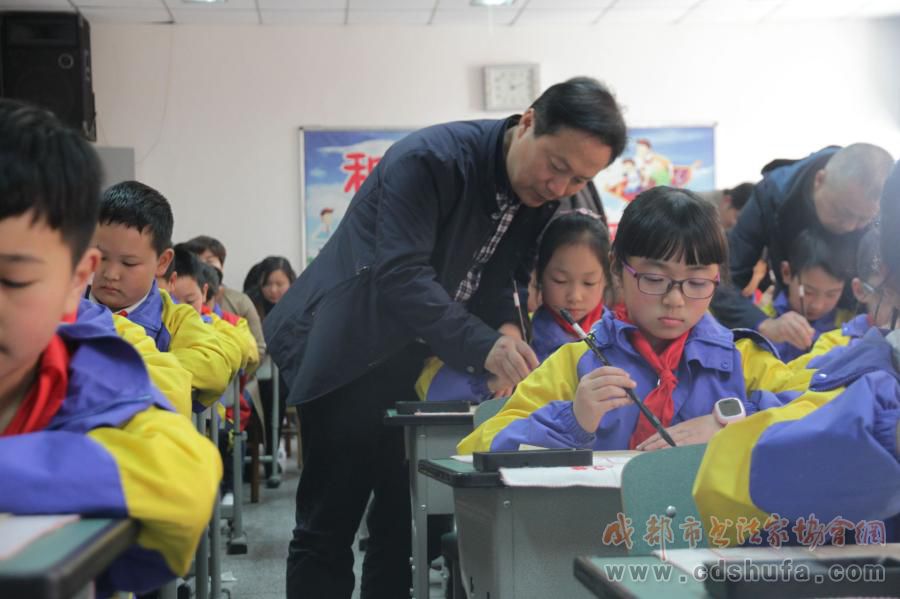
[456,343,585,454]
[736,337,815,397]
[209,313,246,372]
[160,291,237,407]
[786,328,851,371]
[233,316,260,371]
[88,406,223,577]
[112,314,193,418]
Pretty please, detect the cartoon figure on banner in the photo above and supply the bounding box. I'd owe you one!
[605,139,703,202]
[311,207,335,257]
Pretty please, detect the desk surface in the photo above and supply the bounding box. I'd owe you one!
[0,518,138,599]
[383,408,474,427]
[419,457,501,488]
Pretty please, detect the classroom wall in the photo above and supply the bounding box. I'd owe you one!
[90,17,900,287]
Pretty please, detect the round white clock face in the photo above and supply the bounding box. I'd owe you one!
[484,65,538,111]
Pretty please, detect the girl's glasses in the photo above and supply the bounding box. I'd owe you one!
[622,262,720,300]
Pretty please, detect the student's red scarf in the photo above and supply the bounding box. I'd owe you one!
[550,303,606,338]
[1,334,70,436]
[612,304,690,449]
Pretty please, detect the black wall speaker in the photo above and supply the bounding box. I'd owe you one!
[1,11,96,140]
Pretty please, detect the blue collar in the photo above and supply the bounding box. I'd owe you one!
[809,328,900,391]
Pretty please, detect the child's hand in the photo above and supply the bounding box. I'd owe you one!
[636,414,723,452]
[486,376,514,399]
[758,312,814,350]
[573,366,636,434]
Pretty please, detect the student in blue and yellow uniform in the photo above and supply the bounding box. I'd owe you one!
[417,210,610,403]
[693,161,900,545]
[0,99,221,595]
[459,186,791,454]
[90,181,237,409]
[760,228,855,362]
[788,227,890,370]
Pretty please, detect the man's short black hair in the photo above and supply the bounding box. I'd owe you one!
[725,182,755,211]
[0,99,102,264]
[788,228,852,282]
[99,180,173,256]
[530,77,627,161]
[185,235,227,266]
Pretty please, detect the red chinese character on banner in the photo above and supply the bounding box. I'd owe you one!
[679,516,703,549]
[707,516,733,549]
[602,512,635,551]
[763,513,790,548]
[855,520,887,545]
[827,517,855,547]
[643,515,675,551]
[342,153,382,194]
[735,517,762,546]
[792,514,827,549]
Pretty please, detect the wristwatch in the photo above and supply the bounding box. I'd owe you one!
[713,397,746,426]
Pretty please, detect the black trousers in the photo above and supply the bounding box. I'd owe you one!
[286,346,425,599]
[258,376,287,478]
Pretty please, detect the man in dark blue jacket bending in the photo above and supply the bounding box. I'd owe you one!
[710,143,893,352]
[264,77,627,599]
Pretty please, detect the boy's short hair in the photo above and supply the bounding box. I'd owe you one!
[184,235,227,266]
[788,228,852,281]
[197,262,221,302]
[725,182,755,211]
[0,99,102,264]
[856,227,882,283]
[170,243,202,281]
[99,181,173,256]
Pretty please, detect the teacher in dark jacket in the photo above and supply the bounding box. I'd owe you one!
[264,77,626,599]
[710,143,893,352]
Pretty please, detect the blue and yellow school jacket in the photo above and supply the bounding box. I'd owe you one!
[107,303,193,418]
[416,306,582,403]
[761,290,855,363]
[458,311,798,453]
[787,313,872,372]
[123,281,237,408]
[693,328,900,545]
[0,300,222,595]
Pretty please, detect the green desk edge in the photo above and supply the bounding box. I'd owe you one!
[0,518,138,599]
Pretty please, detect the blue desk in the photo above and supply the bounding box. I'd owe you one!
[384,409,473,599]
[0,518,137,599]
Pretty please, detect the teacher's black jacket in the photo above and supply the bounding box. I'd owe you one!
[264,117,558,406]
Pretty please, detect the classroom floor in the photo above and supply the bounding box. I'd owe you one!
[219,438,445,598]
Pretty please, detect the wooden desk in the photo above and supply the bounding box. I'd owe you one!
[420,458,626,599]
[0,518,137,599]
[384,410,474,599]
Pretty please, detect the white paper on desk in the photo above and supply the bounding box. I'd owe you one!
[499,451,640,488]
[452,455,474,464]
[0,514,80,560]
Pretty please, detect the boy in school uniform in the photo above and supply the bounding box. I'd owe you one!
[90,181,237,408]
[0,99,222,594]
[760,228,855,362]
[788,227,889,370]
[693,162,900,546]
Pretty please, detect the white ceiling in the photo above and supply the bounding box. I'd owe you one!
[2,0,900,26]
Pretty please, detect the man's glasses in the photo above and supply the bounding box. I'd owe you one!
[622,262,720,300]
